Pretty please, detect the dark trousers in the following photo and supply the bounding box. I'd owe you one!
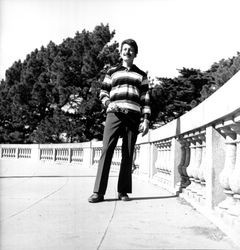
[93,112,140,195]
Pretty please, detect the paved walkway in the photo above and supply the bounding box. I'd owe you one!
[0,161,239,250]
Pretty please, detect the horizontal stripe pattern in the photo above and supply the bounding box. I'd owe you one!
[111,71,142,87]
[110,84,140,99]
[100,64,151,116]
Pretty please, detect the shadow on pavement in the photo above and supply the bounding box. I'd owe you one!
[104,195,178,202]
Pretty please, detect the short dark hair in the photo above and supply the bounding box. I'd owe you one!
[121,39,138,55]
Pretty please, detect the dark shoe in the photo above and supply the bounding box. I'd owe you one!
[118,193,130,201]
[88,193,104,203]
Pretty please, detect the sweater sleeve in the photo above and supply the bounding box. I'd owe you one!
[99,71,112,107]
[140,75,151,119]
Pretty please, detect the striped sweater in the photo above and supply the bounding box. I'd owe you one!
[100,64,151,118]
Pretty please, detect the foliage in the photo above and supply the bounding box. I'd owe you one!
[150,52,240,126]
[200,52,240,101]
[150,68,209,124]
[1,23,239,142]
[0,24,120,143]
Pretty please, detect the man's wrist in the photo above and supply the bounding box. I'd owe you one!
[144,118,149,124]
[105,100,110,107]
[143,114,150,123]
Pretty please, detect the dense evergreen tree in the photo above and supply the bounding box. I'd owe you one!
[0,24,120,143]
[150,52,240,126]
[150,69,208,125]
[200,52,240,101]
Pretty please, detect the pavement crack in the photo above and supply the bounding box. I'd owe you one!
[97,189,118,250]
[1,177,69,222]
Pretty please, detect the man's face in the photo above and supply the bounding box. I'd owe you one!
[120,43,136,63]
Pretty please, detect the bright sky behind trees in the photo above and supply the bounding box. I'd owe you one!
[1,0,240,80]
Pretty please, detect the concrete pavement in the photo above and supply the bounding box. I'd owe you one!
[0,161,239,250]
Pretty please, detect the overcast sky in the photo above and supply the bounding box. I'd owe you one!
[1,0,240,80]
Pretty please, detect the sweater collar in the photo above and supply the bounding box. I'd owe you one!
[117,63,136,72]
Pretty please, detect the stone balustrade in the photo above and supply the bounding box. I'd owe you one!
[1,144,33,159]
[179,130,207,203]
[39,144,85,163]
[214,114,240,226]
[1,71,240,246]
[152,138,174,190]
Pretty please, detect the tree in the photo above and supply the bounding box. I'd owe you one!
[200,51,240,101]
[0,24,120,143]
[150,68,209,125]
[150,52,240,127]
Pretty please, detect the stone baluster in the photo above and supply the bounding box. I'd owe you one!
[166,140,172,174]
[45,149,49,160]
[163,141,168,172]
[63,149,67,161]
[177,138,187,190]
[42,148,45,160]
[176,136,192,192]
[218,126,236,210]
[15,147,19,159]
[161,141,165,173]
[79,148,84,162]
[192,138,202,184]
[58,149,62,161]
[55,149,59,161]
[72,148,76,162]
[133,144,140,174]
[154,141,167,185]
[56,148,60,161]
[186,135,202,197]
[158,142,164,173]
[21,148,25,158]
[92,148,101,167]
[80,148,84,162]
[154,142,162,174]
[71,148,76,162]
[97,148,102,165]
[115,146,121,169]
[197,134,207,202]
[39,148,42,160]
[60,149,63,161]
[52,148,56,161]
[163,141,169,185]
[65,148,69,162]
[186,136,196,192]
[76,148,81,162]
[112,148,117,167]
[42,148,46,160]
[182,141,191,188]
[228,122,240,216]
[68,148,72,163]
[192,135,203,197]
[2,148,6,157]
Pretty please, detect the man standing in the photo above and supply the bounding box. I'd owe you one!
[88,39,151,203]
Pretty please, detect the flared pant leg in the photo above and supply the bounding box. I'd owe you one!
[93,113,122,195]
[117,126,138,194]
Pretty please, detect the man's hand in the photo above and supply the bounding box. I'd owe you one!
[139,119,149,137]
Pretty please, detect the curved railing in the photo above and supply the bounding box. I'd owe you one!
[1,71,240,245]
